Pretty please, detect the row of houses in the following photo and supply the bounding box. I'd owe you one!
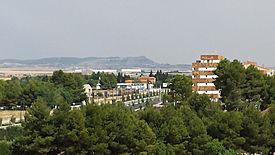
[91,68,142,77]
[83,76,157,104]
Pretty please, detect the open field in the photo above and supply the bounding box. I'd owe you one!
[0,110,25,125]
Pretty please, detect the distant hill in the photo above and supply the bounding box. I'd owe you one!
[0,56,191,71]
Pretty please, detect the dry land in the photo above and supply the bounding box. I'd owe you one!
[0,110,25,125]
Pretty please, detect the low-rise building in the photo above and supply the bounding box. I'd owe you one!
[121,68,142,74]
[243,61,274,76]
[125,80,135,83]
[121,68,142,77]
[138,76,156,84]
[117,83,147,90]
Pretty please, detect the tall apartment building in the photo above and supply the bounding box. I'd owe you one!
[192,55,224,101]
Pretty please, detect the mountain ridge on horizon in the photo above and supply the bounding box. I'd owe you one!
[0,56,191,71]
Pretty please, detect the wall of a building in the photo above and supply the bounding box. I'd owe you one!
[192,55,224,101]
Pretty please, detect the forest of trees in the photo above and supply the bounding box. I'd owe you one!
[149,70,170,87]
[1,91,275,154]
[0,70,87,109]
[0,70,170,109]
[214,59,275,111]
[1,59,275,154]
[85,72,118,90]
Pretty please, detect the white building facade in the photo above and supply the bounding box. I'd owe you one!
[192,55,224,101]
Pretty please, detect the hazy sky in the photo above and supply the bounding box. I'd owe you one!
[1,0,275,66]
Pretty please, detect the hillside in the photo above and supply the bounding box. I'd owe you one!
[0,56,191,71]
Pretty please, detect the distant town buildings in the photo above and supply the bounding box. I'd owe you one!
[243,61,274,76]
[121,68,142,77]
[117,76,156,91]
[90,68,142,77]
[121,69,142,74]
[91,69,117,74]
[117,83,148,90]
[138,76,156,84]
[192,55,225,101]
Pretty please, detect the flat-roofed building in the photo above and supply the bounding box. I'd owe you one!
[138,76,156,84]
[117,83,147,90]
[243,61,274,76]
[121,69,142,74]
[125,80,135,83]
[120,69,142,78]
[192,55,225,101]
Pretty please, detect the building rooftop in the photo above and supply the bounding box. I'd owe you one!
[200,55,225,60]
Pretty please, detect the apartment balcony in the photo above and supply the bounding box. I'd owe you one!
[192,78,215,83]
[192,71,215,76]
[192,62,219,68]
[192,86,217,91]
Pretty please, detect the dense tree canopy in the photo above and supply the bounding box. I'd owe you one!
[85,72,117,90]
[0,70,87,109]
[11,100,156,155]
[154,70,170,87]
[215,59,274,111]
[214,59,246,111]
[51,70,87,104]
[1,65,275,154]
[9,96,274,154]
[169,75,192,102]
[116,72,131,83]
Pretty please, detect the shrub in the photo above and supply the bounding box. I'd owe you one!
[0,140,12,155]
